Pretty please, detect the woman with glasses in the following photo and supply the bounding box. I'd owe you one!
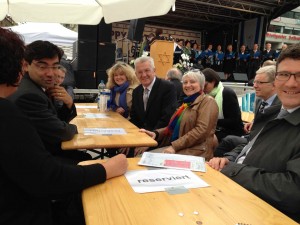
[202,68,244,146]
[106,62,140,119]
[140,70,218,160]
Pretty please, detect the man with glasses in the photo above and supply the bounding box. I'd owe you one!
[208,43,300,222]
[9,41,90,164]
[214,65,281,157]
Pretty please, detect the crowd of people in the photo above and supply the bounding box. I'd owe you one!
[140,31,288,83]
[1,25,300,225]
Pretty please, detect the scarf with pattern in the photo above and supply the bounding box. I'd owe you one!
[165,92,201,141]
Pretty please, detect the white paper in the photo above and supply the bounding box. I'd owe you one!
[76,105,97,109]
[83,128,126,135]
[138,152,206,172]
[83,113,109,118]
[125,169,209,193]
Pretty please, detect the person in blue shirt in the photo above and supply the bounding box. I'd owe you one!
[202,44,213,68]
[213,44,224,72]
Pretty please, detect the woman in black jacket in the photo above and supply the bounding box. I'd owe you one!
[202,68,244,144]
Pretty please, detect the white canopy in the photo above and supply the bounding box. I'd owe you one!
[6,23,77,46]
[0,0,176,25]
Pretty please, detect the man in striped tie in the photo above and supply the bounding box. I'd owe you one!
[208,43,300,222]
[213,65,281,157]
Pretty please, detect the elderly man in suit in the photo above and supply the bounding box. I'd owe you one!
[208,43,300,222]
[214,65,281,156]
[128,56,177,156]
[8,40,90,164]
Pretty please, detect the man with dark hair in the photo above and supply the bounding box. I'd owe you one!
[8,40,87,163]
[0,27,128,225]
[208,43,300,222]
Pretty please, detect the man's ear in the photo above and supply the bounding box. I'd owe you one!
[22,61,29,73]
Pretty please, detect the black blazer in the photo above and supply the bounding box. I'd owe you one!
[130,77,177,131]
[0,98,106,225]
[8,74,77,156]
[217,87,244,137]
[250,95,281,139]
[170,79,185,107]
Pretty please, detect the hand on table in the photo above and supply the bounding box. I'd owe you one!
[134,147,149,157]
[139,128,156,139]
[116,107,125,115]
[162,146,175,154]
[102,154,128,179]
[207,157,229,171]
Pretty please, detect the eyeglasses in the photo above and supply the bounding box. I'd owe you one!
[275,72,300,82]
[253,80,271,85]
[32,62,61,72]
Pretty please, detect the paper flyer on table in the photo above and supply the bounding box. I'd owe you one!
[138,152,206,172]
[84,128,126,135]
[83,113,109,118]
[125,169,209,193]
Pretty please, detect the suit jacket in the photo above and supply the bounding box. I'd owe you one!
[169,79,185,107]
[222,108,300,221]
[8,74,77,156]
[217,87,244,138]
[130,77,177,131]
[250,95,281,139]
[156,93,218,160]
[0,98,105,225]
[262,49,276,63]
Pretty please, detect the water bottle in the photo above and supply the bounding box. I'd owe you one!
[98,80,105,91]
[97,80,106,111]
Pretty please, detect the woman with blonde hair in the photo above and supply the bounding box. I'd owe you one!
[106,62,139,118]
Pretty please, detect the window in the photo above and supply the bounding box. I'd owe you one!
[293,28,300,35]
[295,12,300,20]
[268,25,282,33]
[282,11,294,18]
[284,27,293,34]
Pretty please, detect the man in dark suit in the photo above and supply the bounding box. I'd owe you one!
[129,56,177,156]
[208,43,300,221]
[0,27,128,225]
[261,42,276,65]
[165,68,185,107]
[214,65,281,156]
[247,43,262,81]
[8,40,90,164]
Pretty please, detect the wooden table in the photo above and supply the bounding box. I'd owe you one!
[61,103,157,150]
[81,158,298,225]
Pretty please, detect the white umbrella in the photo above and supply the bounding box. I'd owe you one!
[0,0,175,25]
